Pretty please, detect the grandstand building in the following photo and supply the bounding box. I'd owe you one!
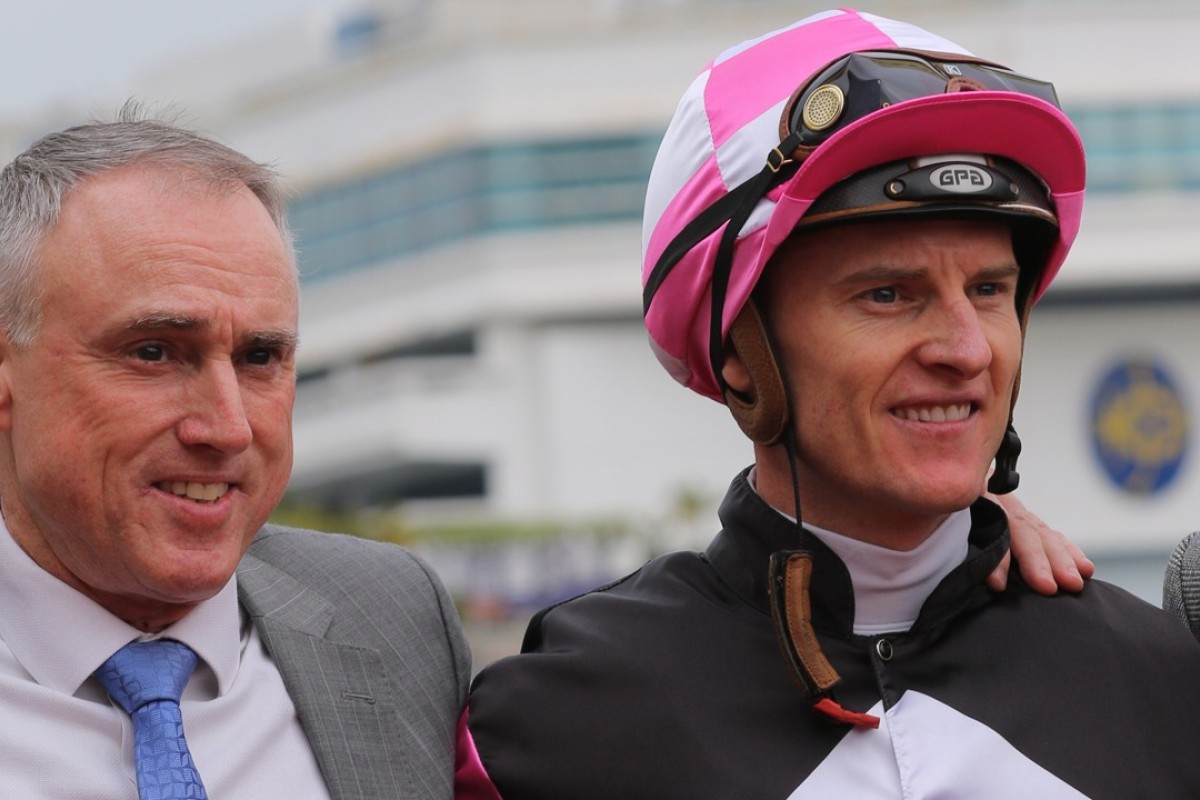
[5,0,1200,601]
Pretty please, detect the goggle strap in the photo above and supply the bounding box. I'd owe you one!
[709,133,803,395]
[642,132,805,318]
[643,176,762,316]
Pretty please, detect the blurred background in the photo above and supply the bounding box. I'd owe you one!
[4,0,1200,668]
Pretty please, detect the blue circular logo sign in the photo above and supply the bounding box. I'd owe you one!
[1090,358,1189,495]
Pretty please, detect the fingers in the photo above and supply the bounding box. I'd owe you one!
[1014,522,1090,595]
[986,551,1012,592]
[1059,538,1096,584]
[988,491,1094,596]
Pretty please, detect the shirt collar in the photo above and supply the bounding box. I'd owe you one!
[0,513,243,697]
[707,467,1007,636]
[805,512,971,634]
[746,465,972,633]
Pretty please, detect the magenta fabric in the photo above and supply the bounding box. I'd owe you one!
[453,708,503,800]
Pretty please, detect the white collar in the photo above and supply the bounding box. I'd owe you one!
[747,468,971,634]
[804,511,971,635]
[0,513,243,697]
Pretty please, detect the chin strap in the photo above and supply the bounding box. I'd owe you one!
[987,422,1023,494]
[768,551,881,729]
[744,316,877,728]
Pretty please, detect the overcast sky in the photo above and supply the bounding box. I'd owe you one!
[0,0,343,120]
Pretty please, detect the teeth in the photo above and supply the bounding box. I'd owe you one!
[160,482,229,503]
[895,403,971,423]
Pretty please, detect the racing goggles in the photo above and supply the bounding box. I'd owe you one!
[785,50,1062,151]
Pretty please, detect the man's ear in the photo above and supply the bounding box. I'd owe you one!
[721,336,754,397]
[721,302,789,445]
[0,333,16,432]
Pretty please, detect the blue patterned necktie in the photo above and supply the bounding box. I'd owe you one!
[94,639,209,800]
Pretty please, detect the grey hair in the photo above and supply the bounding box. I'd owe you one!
[0,102,294,347]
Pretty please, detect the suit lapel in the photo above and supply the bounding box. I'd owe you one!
[237,553,413,800]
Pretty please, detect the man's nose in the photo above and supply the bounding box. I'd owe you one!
[175,360,253,453]
[916,297,993,378]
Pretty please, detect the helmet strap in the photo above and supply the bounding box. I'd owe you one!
[724,299,806,526]
[988,292,1035,495]
[724,301,789,445]
[987,423,1023,494]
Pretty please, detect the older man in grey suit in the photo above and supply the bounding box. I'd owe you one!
[0,108,469,799]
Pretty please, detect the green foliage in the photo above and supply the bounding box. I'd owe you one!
[269,503,413,545]
[269,501,634,546]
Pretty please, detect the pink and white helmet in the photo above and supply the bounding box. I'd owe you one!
[641,8,1087,402]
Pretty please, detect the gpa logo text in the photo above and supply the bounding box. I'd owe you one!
[930,164,993,194]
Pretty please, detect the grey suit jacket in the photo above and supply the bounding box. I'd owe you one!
[237,524,471,800]
[1164,530,1200,642]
